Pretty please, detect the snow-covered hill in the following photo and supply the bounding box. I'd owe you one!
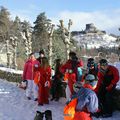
[0,79,120,120]
[72,23,119,49]
[73,33,118,49]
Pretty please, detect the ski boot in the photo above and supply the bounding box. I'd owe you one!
[34,111,44,120]
[45,110,52,120]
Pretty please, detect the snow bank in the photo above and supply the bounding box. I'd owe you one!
[0,79,120,120]
[0,67,23,74]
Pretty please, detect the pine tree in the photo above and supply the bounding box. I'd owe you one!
[0,6,11,42]
[32,12,51,52]
[52,28,66,62]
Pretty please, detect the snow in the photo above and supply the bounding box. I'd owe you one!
[0,79,120,120]
[0,79,64,120]
[73,33,119,49]
[0,67,23,74]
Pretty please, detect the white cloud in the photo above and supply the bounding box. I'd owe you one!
[11,10,32,21]
[9,7,120,35]
[51,9,120,34]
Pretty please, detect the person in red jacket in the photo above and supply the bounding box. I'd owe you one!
[60,52,83,81]
[36,57,51,106]
[60,52,83,101]
[95,59,119,118]
[22,53,40,100]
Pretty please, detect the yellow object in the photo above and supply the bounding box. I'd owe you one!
[34,72,40,84]
[64,98,78,120]
[64,73,69,82]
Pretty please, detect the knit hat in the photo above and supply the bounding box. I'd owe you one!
[69,51,76,58]
[39,49,45,55]
[85,74,96,87]
[85,74,95,81]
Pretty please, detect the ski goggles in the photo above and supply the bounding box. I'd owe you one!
[99,62,108,66]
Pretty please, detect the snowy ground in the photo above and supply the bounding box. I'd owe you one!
[0,79,120,120]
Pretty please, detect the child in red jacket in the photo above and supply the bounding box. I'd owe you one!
[34,57,51,105]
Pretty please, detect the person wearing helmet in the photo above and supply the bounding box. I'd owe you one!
[86,58,98,79]
[60,51,83,81]
[64,74,98,120]
[60,51,83,101]
[95,59,119,118]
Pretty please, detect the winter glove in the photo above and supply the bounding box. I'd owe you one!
[106,84,113,92]
[44,81,50,88]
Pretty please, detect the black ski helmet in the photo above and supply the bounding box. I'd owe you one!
[99,59,108,66]
[87,58,94,67]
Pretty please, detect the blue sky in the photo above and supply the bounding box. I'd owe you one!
[0,0,120,34]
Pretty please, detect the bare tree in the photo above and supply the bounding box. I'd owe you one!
[10,36,18,69]
[48,24,55,66]
[59,19,72,60]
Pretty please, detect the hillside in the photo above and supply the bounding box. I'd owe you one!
[72,23,119,49]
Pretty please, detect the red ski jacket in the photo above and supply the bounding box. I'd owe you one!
[95,65,119,93]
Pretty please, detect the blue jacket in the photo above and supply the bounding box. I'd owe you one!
[72,85,98,113]
[77,67,82,81]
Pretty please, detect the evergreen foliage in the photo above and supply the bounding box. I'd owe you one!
[32,12,51,52]
[0,6,11,42]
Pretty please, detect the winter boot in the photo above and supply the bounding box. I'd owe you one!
[45,110,52,120]
[34,111,44,120]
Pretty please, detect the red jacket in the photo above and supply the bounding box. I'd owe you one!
[95,65,119,93]
[60,60,83,73]
[60,59,83,80]
[38,66,51,87]
[37,66,51,104]
[67,73,76,94]
[22,59,40,80]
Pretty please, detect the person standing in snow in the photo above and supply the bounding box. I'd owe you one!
[86,58,98,79]
[36,57,51,106]
[60,51,83,101]
[95,59,119,118]
[22,53,40,100]
[51,58,63,101]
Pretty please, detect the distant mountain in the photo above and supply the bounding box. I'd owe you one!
[72,23,119,49]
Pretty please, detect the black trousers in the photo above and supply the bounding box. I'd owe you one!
[51,79,62,99]
[97,87,114,115]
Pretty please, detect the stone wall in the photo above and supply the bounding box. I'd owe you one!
[0,69,22,83]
